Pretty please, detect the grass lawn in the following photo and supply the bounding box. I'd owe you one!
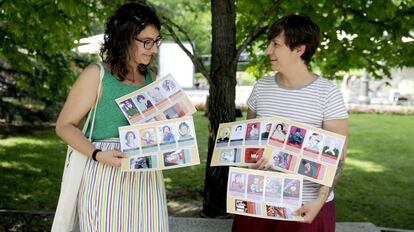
[0,112,413,229]
[335,113,414,229]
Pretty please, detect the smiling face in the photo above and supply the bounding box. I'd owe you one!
[266,32,301,72]
[129,25,160,67]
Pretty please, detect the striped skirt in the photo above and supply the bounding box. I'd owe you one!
[77,140,169,232]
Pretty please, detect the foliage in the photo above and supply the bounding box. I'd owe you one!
[3,0,412,123]
[0,0,107,123]
[151,0,211,55]
[239,0,414,79]
[1,113,414,229]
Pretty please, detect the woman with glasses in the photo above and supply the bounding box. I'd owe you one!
[54,2,168,231]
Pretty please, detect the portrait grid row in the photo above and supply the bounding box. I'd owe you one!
[126,148,193,171]
[216,120,344,165]
[118,78,191,123]
[233,199,299,221]
[218,147,327,181]
[228,171,302,207]
[120,119,196,155]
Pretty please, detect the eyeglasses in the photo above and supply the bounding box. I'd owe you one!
[135,37,162,50]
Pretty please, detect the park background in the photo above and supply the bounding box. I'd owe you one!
[1,0,414,231]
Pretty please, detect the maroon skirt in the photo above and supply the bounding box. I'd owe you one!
[232,200,336,232]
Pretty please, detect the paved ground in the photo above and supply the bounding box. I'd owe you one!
[168,217,414,232]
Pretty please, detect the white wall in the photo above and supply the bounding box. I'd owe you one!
[158,42,194,88]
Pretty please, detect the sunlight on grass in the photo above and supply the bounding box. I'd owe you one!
[0,161,42,172]
[0,137,58,147]
[345,157,386,173]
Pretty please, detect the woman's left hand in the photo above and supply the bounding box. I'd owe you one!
[295,197,325,223]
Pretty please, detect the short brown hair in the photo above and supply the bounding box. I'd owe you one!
[267,15,320,65]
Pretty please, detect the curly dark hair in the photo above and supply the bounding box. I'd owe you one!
[100,2,161,80]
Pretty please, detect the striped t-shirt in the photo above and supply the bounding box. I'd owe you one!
[246,74,348,203]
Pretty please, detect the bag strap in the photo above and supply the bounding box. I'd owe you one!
[81,63,105,141]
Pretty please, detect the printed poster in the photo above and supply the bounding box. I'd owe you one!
[210,118,273,167]
[227,167,303,221]
[211,116,346,187]
[264,116,346,187]
[115,74,196,124]
[119,116,200,171]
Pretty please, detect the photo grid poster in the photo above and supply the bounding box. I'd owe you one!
[263,116,346,187]
[211,116,346,187]
[115,74,196,125]
[227,167,304,221]
[119,116,200,171]
[210,118,274,167]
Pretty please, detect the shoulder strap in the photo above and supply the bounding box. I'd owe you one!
[81,63,104,141]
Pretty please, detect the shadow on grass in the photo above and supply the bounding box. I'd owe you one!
[0,131,66,210]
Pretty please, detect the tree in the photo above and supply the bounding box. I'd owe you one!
[158,0,414,217]
[0,0,115,123]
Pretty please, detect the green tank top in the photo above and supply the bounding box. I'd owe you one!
[86,64,153,139]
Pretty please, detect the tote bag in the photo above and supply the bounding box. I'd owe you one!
[51,63,104,232]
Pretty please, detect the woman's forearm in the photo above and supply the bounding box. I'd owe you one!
[56,123,96,159]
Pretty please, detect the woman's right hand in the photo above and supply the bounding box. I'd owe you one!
[250,157,271,170]
[96,150,128,168]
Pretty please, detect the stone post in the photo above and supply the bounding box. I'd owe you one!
[358,70,370,104]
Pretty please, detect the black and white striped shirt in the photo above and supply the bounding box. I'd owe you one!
[247,74,348,203]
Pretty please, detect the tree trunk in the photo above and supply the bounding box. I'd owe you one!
[202,0,237,218]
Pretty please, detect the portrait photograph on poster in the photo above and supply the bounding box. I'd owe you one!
[264,176,283,204]
[230,124,246,146]
[119,116,200,171]
[120,130,140,153]
[268,149,296,171]
[227,167,303,222]
[228,172,247,197]
[219,148,242,164]
[163,149,191,167]
[158,124,177,150]
[212,116,346,187]
[263,116,346,187]
[216,127,231,147]
[303,131,324,157]
[115,74,196,124]
[129,155,157,171]
[120,98,141,120]
[260,122,273,145]
[245,122,261,145]
[244,148,264,163]
[210,118,271,167]
[286,126,307,153]
[269,122,289,147]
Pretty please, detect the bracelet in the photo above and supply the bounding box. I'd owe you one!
[92,149,101,162]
